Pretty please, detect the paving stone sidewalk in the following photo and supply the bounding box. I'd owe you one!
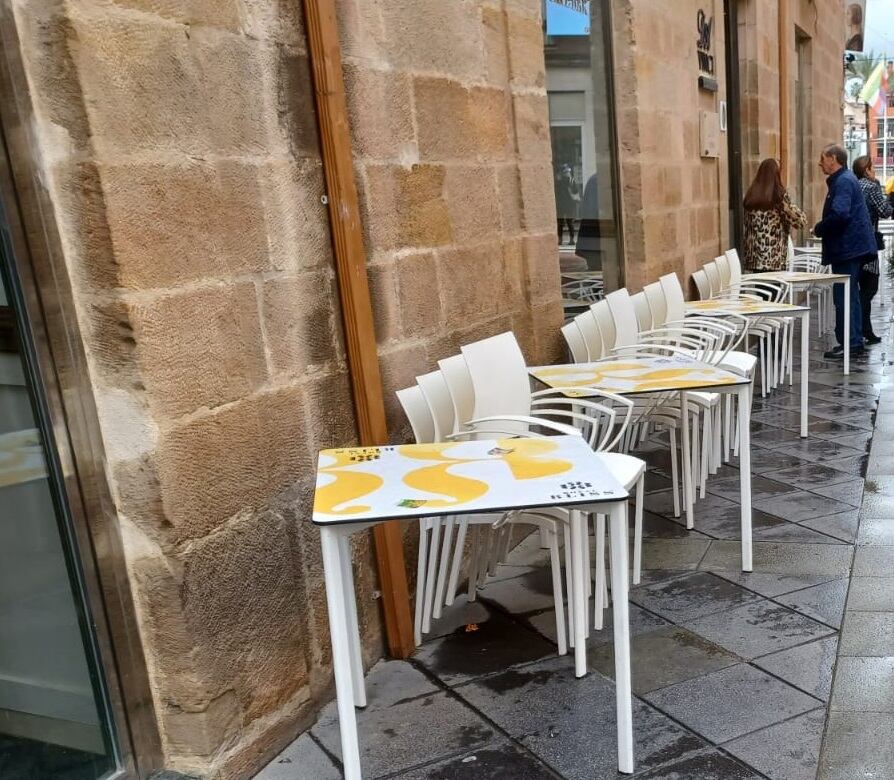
[259,291,893,780]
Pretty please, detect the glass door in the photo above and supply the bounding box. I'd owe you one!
[0,211,117,778]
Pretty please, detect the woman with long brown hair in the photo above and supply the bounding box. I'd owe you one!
[743,158,807,272]
[853,154,891,344]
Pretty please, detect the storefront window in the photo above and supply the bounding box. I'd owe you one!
[544,0,623,316]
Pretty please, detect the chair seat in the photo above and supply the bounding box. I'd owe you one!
[719,351,758,376]
[596,452,646,490]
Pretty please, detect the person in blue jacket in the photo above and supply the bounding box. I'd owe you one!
[813,144,877,359]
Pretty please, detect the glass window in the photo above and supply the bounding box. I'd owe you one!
[544,0,623,320]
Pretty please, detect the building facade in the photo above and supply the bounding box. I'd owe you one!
[0,0,845,778]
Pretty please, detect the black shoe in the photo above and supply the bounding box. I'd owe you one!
[824,346,845,359]
[865,334,883,345]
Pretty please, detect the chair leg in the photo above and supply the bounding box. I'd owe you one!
[723,395,732,463]
[633,476,644,585]
[446,519,468,606]
[546,523,568,656]
[467,525,481,603]
[670,427,681,518]
[433,518,454,620]
[699,412,709,498]
[422,519,442,634]
[594,513,606,629]
[564,522,575,646]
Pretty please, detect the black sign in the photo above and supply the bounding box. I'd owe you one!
[697,9,715,76]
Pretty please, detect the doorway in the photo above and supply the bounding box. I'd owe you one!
[0,194,120,778]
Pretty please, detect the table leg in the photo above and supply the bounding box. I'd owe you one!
[844,277,850,376]
[570,509,588,677]
[737,386,753,572]
[609,501,634,774]
[338,533,367,708]
[679,392,694,529]
[800,311,810,438]
[321,527,363,780]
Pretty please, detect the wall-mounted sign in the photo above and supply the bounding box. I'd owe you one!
[697,9,718,92]
[545,0,590,37]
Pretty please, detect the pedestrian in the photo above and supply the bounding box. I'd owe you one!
[742,158,807,272]
[853,155,892,344]
[886,176,894,211]
[575,172,601,271]
[554,163,579,246]
[813,144,877,359]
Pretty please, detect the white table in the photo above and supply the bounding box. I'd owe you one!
[313,435,634,778]
[746,271,851,375]
[685,299,812,436]
[529,355,754,571]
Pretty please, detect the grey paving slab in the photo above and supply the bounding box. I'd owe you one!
[809,419,871,441]
[749,426,805,449]
[723,708,826,780]
[818,712,894,780]
[644,490,735,521]
[753,490,857,523]
[318,660,437,714]
[829,656,894,712]
[587,625,740,695]
[527,602,668,647]
[312,690,494,777]
[826,431,873,451]
[810,478,865,508]
[846,576,894,611]
[799,511,859,543]
[456,656,707,780]
[412,610,555,686]
[746,448,810,475]
[866,454,894,476]
[477,567,562,615]
[635,569,693,587]
[256,734,340,780]
[629,572,761,622]
[852,545,894,576]
[684,502,839,544]
[632,749,764,779]
[681,600,835,660]
[763,463,857,491]
[643,664,819,743]
[839,610,894,656]
[700,541,852,576]
[824,453,869,477]
[705,474,798,503]
[776,578,849,629]
[713,570,843,598]
[641,538,711,570]
[858,492,894,518]
[641,510,710,539]
[394,740,556,779]
[856,515,894,546]
[775,438,865,463]
[753,635,838,700]
[424,597,493,640]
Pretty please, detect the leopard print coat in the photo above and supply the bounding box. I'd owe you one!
[743,191,807,271]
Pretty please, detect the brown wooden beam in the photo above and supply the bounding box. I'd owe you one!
[778,0,791,183]
[302,0,415,659]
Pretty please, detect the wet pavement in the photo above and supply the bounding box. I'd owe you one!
[259,286,894,779]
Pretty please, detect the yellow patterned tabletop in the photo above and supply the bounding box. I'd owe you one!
[750,271,848,284]
[529,355,747,397]
[0,428,47,488]
[312,435,628,524]
[685,299,809,316]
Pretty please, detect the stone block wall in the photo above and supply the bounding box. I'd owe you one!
[613,0,732,292]
[738,0,845,225]
[339,0,563,435]
[7,0,561,777]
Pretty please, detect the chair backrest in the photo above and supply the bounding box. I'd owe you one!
[575,310,604,360]
[691,268,711,300]
[659,272,686,321]
[725,249,742,286]
[643,281,667,328]
[396,385,436,444]
[416,370,455,441]
[561,321,589,363]
[703,262,722,295]
[715,254,732,288]
[604,288,641,348]
[591,299,617,352]
[631,290,652,331]
[437,354,475,432]
[460,332,530,419]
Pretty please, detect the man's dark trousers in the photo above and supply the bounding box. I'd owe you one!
[831,258,864,349]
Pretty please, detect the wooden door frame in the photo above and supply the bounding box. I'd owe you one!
[302,0,416,659]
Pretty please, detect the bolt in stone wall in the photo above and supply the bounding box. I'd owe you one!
[6,0,562,777]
